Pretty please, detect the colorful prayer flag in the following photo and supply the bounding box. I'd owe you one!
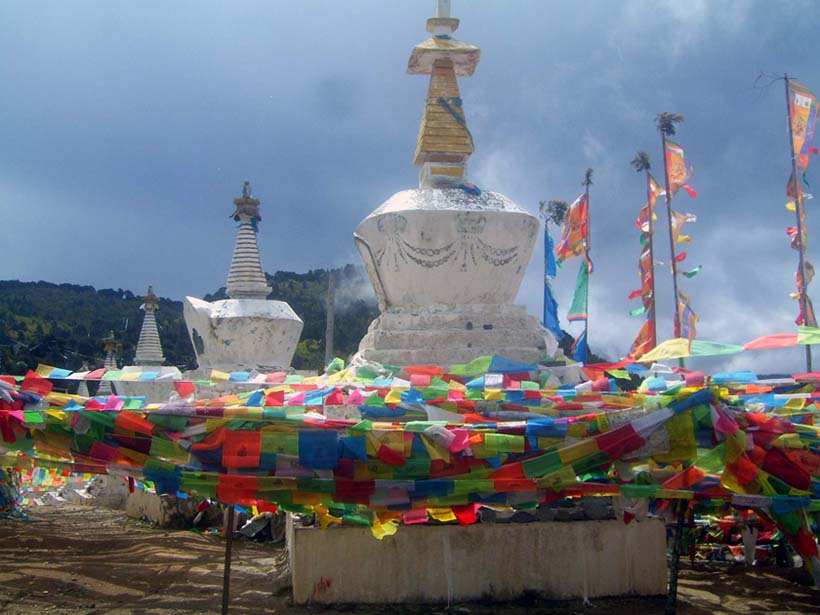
[543,279,563,340]
[664,139,697,198]
[671,211,696,245]
[628,318,656,360]
[567,261,589,322]
[676,289,698,341]
[789,80,819,171]
[570,329,587,363]
[542,226,563,339]
[634,174,664,234]
[555,194,588,265]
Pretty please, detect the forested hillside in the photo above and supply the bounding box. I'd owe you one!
[0,265,378,375]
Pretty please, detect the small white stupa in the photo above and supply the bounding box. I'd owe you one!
[353,1,558,366]
[118,286,182,396]
[133,286,165,366]
[184,182,303,371]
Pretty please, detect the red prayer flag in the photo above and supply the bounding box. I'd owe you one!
[174,381,195,398]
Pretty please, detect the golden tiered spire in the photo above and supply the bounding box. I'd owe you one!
[408,1,481,188]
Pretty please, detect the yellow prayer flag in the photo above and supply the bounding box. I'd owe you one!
[35,364,56,378]
[558,438,599,465]
[210,369,230,383]
[420,434,450,462]
[639,338,692,362]
[428,507,457,522]
[384,389,402,405]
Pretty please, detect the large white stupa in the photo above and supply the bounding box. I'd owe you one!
[353,1,558,366]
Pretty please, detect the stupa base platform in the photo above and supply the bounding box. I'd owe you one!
[288,519,666,604]
[354,303,559,367]
[183,297,303,371]
[113,366,182,402]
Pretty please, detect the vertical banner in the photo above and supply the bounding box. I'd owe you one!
[628,172,664,359]
[664,140,698,198]
[567,261,589,322]
[542,224,564,339]
[787,80,819,353]
[555,194,588,265]
[789,81,819,171]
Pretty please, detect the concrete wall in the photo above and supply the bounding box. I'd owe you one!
[289,520,667,604]
[125,489,220,529]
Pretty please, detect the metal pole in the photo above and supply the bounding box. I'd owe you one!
[583,179,591,365]
[646,170,658,349]
[542,218,549,328]
[665,500,687,615]
[222,505,235,615]
[324,271,336,367]
[785,74,813,372]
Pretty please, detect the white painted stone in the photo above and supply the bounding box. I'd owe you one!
[356,189,539,309]
[115,365,183,402]
[183,297,303,371]
[125,488,218,529]
[134,287,166,365]
[354,188,558,366]
[289,520,667,604]
[62,475,129,509]
[356,303,556,366]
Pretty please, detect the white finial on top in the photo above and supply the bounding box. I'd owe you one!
[438,0,451,18]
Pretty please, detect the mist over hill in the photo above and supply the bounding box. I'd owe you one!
[0,265,378,375]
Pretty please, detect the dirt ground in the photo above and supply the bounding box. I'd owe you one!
[0,505,817,615]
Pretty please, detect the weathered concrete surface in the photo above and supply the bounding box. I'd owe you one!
[183,297,303,371]
[355,303,557,366]
[125,489,219,529]
[355,189,539,310]
[114,366,183,402]
[353,190,559,367]
[289,520,667,604]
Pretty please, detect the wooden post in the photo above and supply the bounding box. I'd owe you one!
[582,169,593,364]
[324,271,336,367]
[665,500,687,615]
[645,170,658,349]
[660,132,683,341]
[222,505,236,615]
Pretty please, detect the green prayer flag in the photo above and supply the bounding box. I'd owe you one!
[23,411,44,425]
[448,356,493,376]
[683,265,702,278]
[797,325,820,345]
[567,262,589,322]
[689,340,744,357]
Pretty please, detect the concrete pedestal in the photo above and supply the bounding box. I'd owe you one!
[113,366,182,402]
[355,303,557,366]
[183,297,303,371]
[289,520,667,604]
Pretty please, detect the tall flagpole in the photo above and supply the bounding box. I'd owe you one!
[645,170,658,349]
[583,168,593,364]
[785,74,813,372]
[659,131,683,339]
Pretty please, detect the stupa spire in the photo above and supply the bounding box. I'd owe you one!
[97,330,119,396]
[409,0,480,188]
[226,181,271,299]
[134,285,166,366]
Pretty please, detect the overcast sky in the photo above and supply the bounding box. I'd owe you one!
[2,1,819,370]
